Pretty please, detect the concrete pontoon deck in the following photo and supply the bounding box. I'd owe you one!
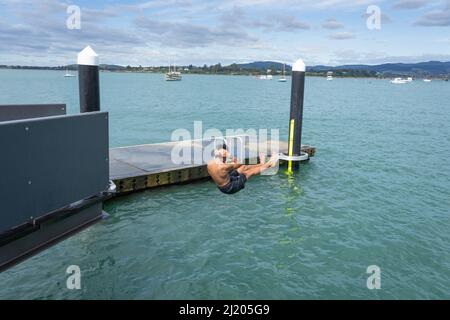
[110,138,316,195]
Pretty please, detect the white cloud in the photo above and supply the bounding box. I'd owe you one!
[331,49,450,65]
[218,0,380,9]
[328,31,355,40]
[322,18,344,29]
[392,0,429,10]
[0,0,448,66]
[415,5,450,26]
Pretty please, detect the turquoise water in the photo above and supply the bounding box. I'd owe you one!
[0,69,449,299]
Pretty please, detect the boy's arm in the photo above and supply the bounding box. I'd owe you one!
[225,163,243,171]
[224,157,243,171]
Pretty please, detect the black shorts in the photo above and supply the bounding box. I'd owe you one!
[218,170,247,195]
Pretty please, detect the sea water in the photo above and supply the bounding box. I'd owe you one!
[0,69,449,299]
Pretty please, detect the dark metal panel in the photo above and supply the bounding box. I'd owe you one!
[0,104,66,122]
[0,112,109,234]
[0,203,104,272]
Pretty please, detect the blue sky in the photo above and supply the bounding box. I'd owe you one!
[0,0,449,66]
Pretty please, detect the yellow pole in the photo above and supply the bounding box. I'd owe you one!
[286,58,305,172]
[288,119,295,173]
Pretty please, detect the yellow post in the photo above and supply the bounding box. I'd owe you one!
[285,58,305,172]
[287,119,295,173]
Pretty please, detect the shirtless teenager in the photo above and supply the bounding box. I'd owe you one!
[207,149,278,194]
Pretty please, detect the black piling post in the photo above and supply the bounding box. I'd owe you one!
[287,59,306,172]
[78,46,100,113]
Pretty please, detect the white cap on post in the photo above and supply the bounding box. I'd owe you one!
[77,46,99,66]
[292,58,305,72]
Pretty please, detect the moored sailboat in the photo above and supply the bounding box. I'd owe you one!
[278,64,287,82]
[165,60,182,81]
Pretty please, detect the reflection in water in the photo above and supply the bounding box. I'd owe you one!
[282,169,305,216]
[275,169,305,270]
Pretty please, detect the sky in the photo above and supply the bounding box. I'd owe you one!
[0,0,449,66]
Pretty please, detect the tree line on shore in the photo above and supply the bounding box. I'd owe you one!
[1,62,448,79]
[0,63,380,78]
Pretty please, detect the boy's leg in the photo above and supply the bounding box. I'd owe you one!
[238,154,279,180]
[238,164,269,180]
[236,153,266,176]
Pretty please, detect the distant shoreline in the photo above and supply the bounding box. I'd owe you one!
[1,68,447,80]
[0,67,376,78]
[0,61,450,80]
[2,60,450,79]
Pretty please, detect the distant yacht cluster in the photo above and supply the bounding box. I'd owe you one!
[257,69,273,80]
[390,77,433,84]
[60,61,447,84]
[259,68,334,81]
[256,64,288,82]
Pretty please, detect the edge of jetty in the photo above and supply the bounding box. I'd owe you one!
[110,139,316,195]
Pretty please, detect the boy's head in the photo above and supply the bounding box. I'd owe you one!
[214,148,228,159]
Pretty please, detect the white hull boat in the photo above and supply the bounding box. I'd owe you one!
[391,78,407,84]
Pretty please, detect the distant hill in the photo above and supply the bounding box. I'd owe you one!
[65,64,126,71]
[2,60,449,77]
[308,61,450,76]
[99,64,126,71]
[234,61,450,76]
[236,61,292,72]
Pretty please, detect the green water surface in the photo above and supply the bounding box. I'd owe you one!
[0,70,449,299]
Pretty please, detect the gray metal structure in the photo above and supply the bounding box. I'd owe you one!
[0,111,110,271]
[0,104,66,122]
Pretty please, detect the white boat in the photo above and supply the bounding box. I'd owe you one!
[64,69,76,77]
[165,71,182,81]
[278,64,287,82]
[326,71,333,81]
[406,77,413,82]
[258,69,273,80]
[391,78,407,84]
[423,79,432,82]
[165,62,182,81]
